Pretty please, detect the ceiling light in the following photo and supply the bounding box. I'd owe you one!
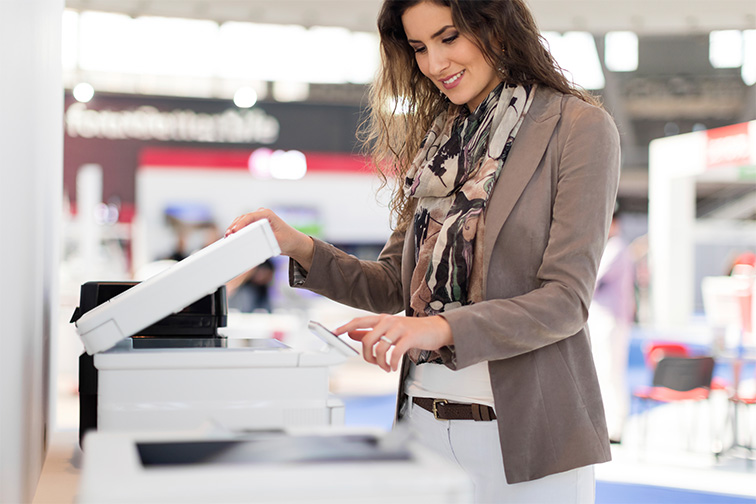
[605,31,638,72]
[272,81,309,102]
[709,30,743,68]
[543,32,605,90]
[62,10,79,71]
[347,32,380,84]
[742,30,756,86]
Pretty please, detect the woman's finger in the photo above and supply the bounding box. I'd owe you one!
[372,334,394,372]
[225,213,254,236]
[369,317,403,372]
[345,330,370,342]
[390,338,411,372]
[335,315,380,336]
[378,323,408,372]
[359,320,388,366]
[338,320,378,362]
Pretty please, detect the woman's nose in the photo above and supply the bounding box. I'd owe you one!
[427,48,449,76]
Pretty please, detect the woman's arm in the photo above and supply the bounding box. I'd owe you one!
[291,229,406,315]
[226,208,407,315]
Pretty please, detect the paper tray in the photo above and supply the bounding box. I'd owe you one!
[75,219,280,354]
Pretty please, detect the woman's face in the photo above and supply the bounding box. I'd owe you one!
[401,1,500,111]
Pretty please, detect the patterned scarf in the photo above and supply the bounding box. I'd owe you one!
[405,82,535,364]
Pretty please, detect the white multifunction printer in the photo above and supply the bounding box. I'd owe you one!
[77,427,475,504]
[72,220,356,443]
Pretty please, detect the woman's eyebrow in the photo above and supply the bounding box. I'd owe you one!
[407,25,455,44]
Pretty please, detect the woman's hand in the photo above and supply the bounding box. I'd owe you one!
[225,208,315,271]
[336,314,453,372]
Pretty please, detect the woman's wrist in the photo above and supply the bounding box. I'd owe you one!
[289,233,315,272]
[434,315,454,347]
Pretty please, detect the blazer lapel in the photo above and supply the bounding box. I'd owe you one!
[482,88,563,272]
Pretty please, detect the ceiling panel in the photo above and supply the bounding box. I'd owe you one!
[64,0,756,34]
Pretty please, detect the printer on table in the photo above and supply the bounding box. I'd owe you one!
[71,220,351,445]
[73,280,233,444]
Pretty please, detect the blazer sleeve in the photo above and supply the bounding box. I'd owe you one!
[443,100,621,368]
[288,227,406,315]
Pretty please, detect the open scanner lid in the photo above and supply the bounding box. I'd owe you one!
[75,220,281,355]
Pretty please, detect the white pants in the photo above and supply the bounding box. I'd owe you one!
[404,398,595,504]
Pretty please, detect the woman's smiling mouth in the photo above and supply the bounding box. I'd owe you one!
[441,70,465,89]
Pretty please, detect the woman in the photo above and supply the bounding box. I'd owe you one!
[226,0,620,501]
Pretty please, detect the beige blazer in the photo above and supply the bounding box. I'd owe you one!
[291,86,620,483]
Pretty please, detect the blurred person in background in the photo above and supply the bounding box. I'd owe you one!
[163,204,219,262]
[589,207,636,444]
[227,0,620,501]
[226,259,275,313]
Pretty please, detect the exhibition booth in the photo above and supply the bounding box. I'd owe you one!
[648,120,756,332]
[3,2,756,503]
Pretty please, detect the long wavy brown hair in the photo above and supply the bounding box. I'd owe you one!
[360,0,599,231]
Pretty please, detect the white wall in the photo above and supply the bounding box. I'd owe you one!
[0,0,63,502]
[133,169,393,271]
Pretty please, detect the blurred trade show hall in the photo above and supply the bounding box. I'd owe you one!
[1,0,755,503]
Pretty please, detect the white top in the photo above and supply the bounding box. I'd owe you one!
[404,361,495,407]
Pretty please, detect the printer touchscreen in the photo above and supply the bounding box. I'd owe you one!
[308,321,359,357]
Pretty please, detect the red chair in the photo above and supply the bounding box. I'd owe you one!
[642,341,729,392]
[633,356,715,402]
[632,356,716,450]
[643,342,689,369]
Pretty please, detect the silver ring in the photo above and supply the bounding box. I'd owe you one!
[379,336,393,345]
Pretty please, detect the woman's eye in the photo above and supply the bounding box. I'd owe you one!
[412,46,426,54]
[442,34,459,44]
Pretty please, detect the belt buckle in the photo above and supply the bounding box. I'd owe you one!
[432,399,448,420]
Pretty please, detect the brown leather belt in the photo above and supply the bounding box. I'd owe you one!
[412,397,496,421]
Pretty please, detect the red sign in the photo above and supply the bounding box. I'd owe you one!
[706,122,751,170]
[138,147,372,174]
